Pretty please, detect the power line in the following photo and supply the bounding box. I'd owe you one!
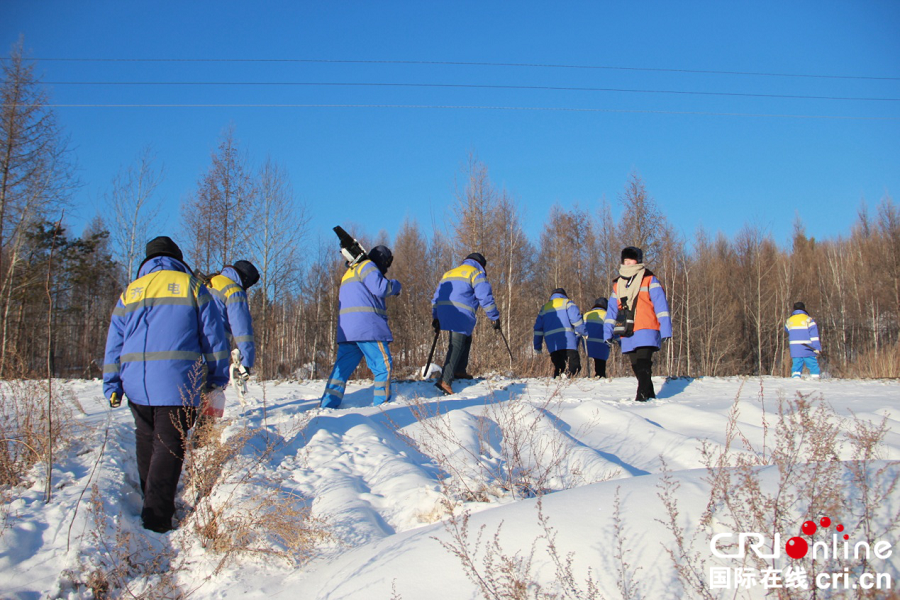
[11,103,898,120]
[9,56,900,82]
[40,80,900,102]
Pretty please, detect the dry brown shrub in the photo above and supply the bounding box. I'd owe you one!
[0,377,79,485]
[659,382,900,600]
[178,380,333,573]
[838,343,900,379]
[75,483,186,599]
[437,497,604,600]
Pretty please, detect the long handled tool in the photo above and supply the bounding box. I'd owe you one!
[584,337,591,378]
[422,329,440,379]
[497,327,514,372]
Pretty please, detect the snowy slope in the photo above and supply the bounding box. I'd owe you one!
[2,375,899,599]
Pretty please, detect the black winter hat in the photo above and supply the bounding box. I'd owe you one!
[465,252,487,269]
[621,246,643,263]
[368,245,394,274]
[551,288,567,297]
[145,236,183,262]
[593,297,608,310]
[793,301,806,312]
[232,260,260,290]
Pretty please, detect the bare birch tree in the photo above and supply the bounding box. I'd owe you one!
[181,125,256,273]
[0,39,75,375]
[104,146,164,283]
[248,157,308,377]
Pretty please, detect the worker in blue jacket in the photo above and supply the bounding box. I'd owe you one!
[103,236,230,533]
[209,260,259,371]
[785,301,822,379]
[431,252,501,395]
[583,297,611,378]
[321,246,401,409]
[533,288,586,378]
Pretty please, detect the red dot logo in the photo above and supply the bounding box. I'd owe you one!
[836,524,844,532]
[786,536,809,559]
[844,534,849,541]
[820,517,831,528]
[802,520,817,535]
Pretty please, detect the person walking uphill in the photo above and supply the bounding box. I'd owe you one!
[603,246,672,401]
[321,246,401,409]
[533,288,585,378]
[209,260,259,404]
[432,252,501,395]
[584,297,611,378]
[103,236,230,533]
[785,301,822,379]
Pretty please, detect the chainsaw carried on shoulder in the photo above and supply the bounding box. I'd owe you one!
[333,225,368,266]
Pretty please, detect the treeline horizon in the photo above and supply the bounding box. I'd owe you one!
[3,43,899,382]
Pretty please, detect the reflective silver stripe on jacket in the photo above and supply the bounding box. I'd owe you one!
[339,306,388,316]
[436,300,476,313]
[120,351,203,362]
[114,297,197,315]
[543,326,576,336]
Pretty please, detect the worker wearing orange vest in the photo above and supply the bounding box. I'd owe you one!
[603,246,672,401]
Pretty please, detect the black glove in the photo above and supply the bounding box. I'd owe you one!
[432,318,441,334]
[492,319,501,331]
[109,392,121,408]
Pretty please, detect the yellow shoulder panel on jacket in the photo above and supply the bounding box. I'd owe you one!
[787,314,810,328]
[585,309,606,322]
[124,271,192,305]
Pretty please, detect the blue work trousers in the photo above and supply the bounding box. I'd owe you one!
[791,356,820,378]
[321,341,393,408]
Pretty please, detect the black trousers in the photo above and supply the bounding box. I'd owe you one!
[550,349,581,378]
[129,403,196,531]
[626,346,658,401]
[592,358,607,378]
[442,331,472,385]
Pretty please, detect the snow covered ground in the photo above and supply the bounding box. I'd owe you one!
[2,374,899,599]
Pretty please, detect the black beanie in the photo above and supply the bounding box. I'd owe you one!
[593,297,608,310]
[465,252,487,269]
[145,236,183,262]
[551,288,567,297]
[368,245,394,274]
[621,246,643,263]
[793,301,806,312]
[233,260,260,289]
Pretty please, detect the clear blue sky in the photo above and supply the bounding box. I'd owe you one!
[3,1,899,251]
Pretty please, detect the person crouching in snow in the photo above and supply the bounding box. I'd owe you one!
[533,288,585,378]
[321,246,401,409]
[583,297,611,378]
[603,246,672,401]
[785,301,822,379]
